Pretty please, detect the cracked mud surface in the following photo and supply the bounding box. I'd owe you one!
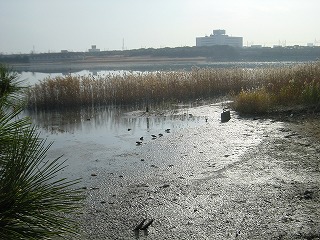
[44,105,320,240]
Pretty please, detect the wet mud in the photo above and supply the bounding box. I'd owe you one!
[44,105,320,240]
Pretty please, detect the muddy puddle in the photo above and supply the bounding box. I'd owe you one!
[26,101,283,183]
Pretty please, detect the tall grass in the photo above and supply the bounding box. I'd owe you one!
[26,62,320,113]
[26,68,257,110]
[233,62,320,114]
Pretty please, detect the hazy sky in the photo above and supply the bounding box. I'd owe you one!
[1,0,319,54]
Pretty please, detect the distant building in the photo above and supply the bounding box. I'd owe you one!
[250,45,262,49]
[196,29,243,48]
[88,45,100,52]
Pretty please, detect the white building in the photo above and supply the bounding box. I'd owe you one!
[88,45,100,52]
[196,29,243,48]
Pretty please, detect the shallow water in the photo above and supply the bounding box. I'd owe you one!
[19,61,304,86]
[24,101,283,182]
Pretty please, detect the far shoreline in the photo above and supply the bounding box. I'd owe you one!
[8,57,311,73]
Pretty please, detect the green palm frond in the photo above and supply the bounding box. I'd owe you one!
[0,65,84,239]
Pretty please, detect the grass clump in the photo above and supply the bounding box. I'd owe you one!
[233,62,320,114]
[0,64,83,239]
[232,87,273,114]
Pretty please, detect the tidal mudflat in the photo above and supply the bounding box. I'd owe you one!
[28,101,320,239]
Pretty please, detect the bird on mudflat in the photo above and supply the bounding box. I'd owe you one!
[165,128,170,133]
[140,137,144,141]
[151,134,157,138]
[158,133,163,137]
[136,141,142,145]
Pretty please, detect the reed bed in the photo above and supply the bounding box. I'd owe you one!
[26,62,320,112]
[233,62,320,113]
[26,68,256,110]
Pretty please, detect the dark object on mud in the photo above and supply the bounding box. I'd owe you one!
[221,110,231,123]
[136,141,142,145]
[303,190,314,200]
[140,219,154,230]
[133,219,154,231]
[133,219,146,231]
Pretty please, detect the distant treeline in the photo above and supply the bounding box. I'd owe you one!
[1,45,320,64]
[0,54,30,63]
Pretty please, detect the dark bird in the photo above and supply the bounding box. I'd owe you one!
[128,128,132,131]
[133,219,146,231]
[140,219,154,230]
[158,133,163,137]
[151,134,157,138]
[136,141,142,145]
[165,128,170,133]
[140,137,144,140]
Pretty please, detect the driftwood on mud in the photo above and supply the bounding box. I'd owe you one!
[133,219,154,231]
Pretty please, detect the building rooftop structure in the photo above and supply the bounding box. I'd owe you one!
[88,45,100,53]
[196,29,243,48]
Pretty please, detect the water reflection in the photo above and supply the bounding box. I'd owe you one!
[18,61,305,86]
[24,104,205,151]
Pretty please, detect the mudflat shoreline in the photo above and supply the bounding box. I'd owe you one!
[10,57,208,73]
[63,106,320,239]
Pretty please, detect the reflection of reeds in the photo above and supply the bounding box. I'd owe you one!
[27,62,320,111]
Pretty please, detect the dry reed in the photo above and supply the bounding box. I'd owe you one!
[26,62,320,111]
[233,62,320,113]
